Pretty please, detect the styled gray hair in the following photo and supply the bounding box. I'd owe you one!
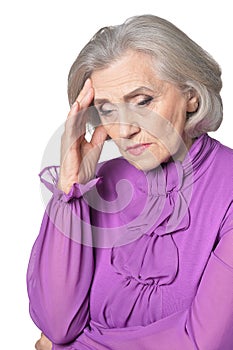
[68,15,223,138]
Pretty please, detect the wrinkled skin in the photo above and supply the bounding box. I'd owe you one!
[35,333,52,350]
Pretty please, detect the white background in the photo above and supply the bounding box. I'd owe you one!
[0,1,232,349]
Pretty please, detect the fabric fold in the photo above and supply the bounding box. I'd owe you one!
[107,135,219,326]
[39,165,102,202]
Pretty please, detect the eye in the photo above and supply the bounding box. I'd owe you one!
[97,103,116,117]
[137,96,153,106]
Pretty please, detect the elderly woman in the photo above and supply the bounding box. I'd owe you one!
[27,15,233,350]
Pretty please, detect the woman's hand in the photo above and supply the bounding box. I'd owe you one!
[35,333,52,350]
[58,78,108,193]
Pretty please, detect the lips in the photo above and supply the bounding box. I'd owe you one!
[126,143,152,156]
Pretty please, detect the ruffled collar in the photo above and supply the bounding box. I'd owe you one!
[109,133,220,297]
[39,133,220,326]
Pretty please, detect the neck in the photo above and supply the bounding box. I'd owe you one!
[173,134,195,162]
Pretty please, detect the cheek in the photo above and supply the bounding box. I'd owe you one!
[169,102,187,129]
[155,93,187,123]
[102,123,119,139]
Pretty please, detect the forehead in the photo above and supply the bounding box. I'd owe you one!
[91,50,159,100]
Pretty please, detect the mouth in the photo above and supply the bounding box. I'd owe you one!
[126,143,152,156]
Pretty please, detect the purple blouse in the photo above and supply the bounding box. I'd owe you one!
[27,134,233,349]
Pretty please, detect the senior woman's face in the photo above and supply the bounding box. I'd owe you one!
[91,50,197,171]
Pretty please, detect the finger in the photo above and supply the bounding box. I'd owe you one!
[90,125,109,147]
[35,334,52,350]
[78,78,94,109]
[67,100,80,118]
[66,102,86,138]
[79,86,94,109]
[76,78,92,103]
[35,333,42,349]
[65,79,93,144]
[67,84,93,119]
[35,339,41,350]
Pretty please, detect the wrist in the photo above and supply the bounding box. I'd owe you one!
[57,177,78,194]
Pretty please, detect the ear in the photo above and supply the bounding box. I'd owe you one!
[186,90,199,113]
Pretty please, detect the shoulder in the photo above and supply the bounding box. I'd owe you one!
[216,137,233,156]
[212,137,233,170]
[207,136,233,200]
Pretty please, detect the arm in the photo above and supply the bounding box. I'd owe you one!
[27,177,100,345]
[27,78,107,346]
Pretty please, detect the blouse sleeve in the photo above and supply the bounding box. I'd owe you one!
[26,166,102,345]
[55,206,233,350]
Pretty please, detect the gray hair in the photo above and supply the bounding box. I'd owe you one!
[68,15,223,138]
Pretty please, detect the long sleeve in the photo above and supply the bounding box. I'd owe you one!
[27,144,233,350]
[27,169,101,345]
[56,230,233,350]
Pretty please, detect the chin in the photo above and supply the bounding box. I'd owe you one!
[120,147,172,171]
[125,157,162,172]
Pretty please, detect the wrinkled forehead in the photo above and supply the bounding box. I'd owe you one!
[91,50,161,101]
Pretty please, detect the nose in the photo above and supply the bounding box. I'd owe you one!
[118,106,140,138]
[118,122,140,138]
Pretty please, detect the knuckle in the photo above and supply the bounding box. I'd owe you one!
[35,337,51,350]
[35,339,41,350]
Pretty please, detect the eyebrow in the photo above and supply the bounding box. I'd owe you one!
[94,86,154,105]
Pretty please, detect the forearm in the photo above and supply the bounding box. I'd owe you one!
[27,183,97,345]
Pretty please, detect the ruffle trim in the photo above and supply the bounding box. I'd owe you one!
[39,165,102,202]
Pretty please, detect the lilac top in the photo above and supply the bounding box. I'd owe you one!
[27,134,233,350]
